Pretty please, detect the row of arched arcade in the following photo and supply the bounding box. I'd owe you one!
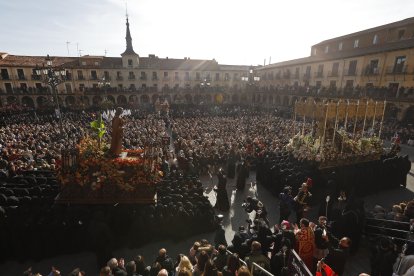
[0,93,413,121]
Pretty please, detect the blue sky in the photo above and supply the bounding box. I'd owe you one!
[1,0,413,65]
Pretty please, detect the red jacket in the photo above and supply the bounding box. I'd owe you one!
[316,264,337,276]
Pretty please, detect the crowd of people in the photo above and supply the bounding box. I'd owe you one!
[0,104,412,276]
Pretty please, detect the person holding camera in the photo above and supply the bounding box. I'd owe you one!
[243,196,269,225]
[316,259,336,276]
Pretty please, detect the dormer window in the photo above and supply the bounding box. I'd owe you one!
[128,59,133,66]
[324,45,329,53]
[81,61,86,66]
[373,34,378,44]
[313,48,317,55]
[94,62,99,66]
[338,42,343,51]
[354,39,359,48]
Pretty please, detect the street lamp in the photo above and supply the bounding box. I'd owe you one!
[35,54,66,135]
[98,76,111,101]
[200,78,211,91]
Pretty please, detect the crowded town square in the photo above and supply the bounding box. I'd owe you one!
[1,1,414,275]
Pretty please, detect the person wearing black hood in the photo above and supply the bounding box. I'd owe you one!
[270,238,291,276]
[214,169,230,212]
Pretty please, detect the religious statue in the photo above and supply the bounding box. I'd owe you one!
[110,107,124,156]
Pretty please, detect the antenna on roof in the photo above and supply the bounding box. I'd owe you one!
[66,41,70,56]
[104,49,108,56]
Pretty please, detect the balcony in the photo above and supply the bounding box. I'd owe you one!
[90,76,98,80]
[344,69,357,76]
[116,76,123,81]
[184,77,191,81]
[315,72,324,78]
[140,76,147,81]
[78,76,85,80]
[31,74,41,80]
[18,75,26,80]
[163,77,170,81]
[1,75,10,80]
[174,77,180,81]
[128,76,136,80]
[103,76,112,81]
[152,77,159,81]
[328,71,339,77]
[363,66,380,76]
[303,73,311,80]
[292,73,299,79]
[386,65,408,75]
[283,73,291,79]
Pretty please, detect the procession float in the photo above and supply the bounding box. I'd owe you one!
[57,108,162,204]
[287,99,387,169]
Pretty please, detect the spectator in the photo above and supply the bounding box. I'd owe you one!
[213,245,228,271]
[244,241,270,276]
[155,249,174,276]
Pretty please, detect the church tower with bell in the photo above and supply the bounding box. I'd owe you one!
[121,16,139,68]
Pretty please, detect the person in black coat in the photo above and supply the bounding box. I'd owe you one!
[214,169,230,212]
[236,161,248,191]
[324,237,351,276]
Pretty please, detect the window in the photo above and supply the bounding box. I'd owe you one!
[215,73,220,81]
[234,73,239,80]
[348,60,357,75]
[345,80,354,88]
[295,67,300,78]
[316,81,322,88]
[185,72,190,81]
[174,72,179,81]
[65,83,72,94]
[313,48,317,55]
[373,34,379,44]
[79,84,85,91]
[331,62,339,76]
[140,72,147,80]
[317,64,324,77]
[91,70,97,80]
[128,59,133,66]
[398,29,405,40]
[152,72,158,80]
[224,73,230,81]
[196,72,200,81]
[128,71,135,80]
[338,42,343,51]
[1,69,9,80]
[324,45,329,53]
[393,56,406,73]
[94,62,99,66]
[354,39,359,48]
[81,61,86,66]
[5,83,12,93]
[116,71,122,80]
[329,81,337,88]
[305,66,311,78]
[77,71,84,80]
[368,59,379,75]
[104,71,110,80]
[17,69,25,80]
[164,72,168,77]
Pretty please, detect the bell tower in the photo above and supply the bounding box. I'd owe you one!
[121,16,139,68]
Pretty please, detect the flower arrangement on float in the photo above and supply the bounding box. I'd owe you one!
[58,136,162,193]
[286,132,383,167]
